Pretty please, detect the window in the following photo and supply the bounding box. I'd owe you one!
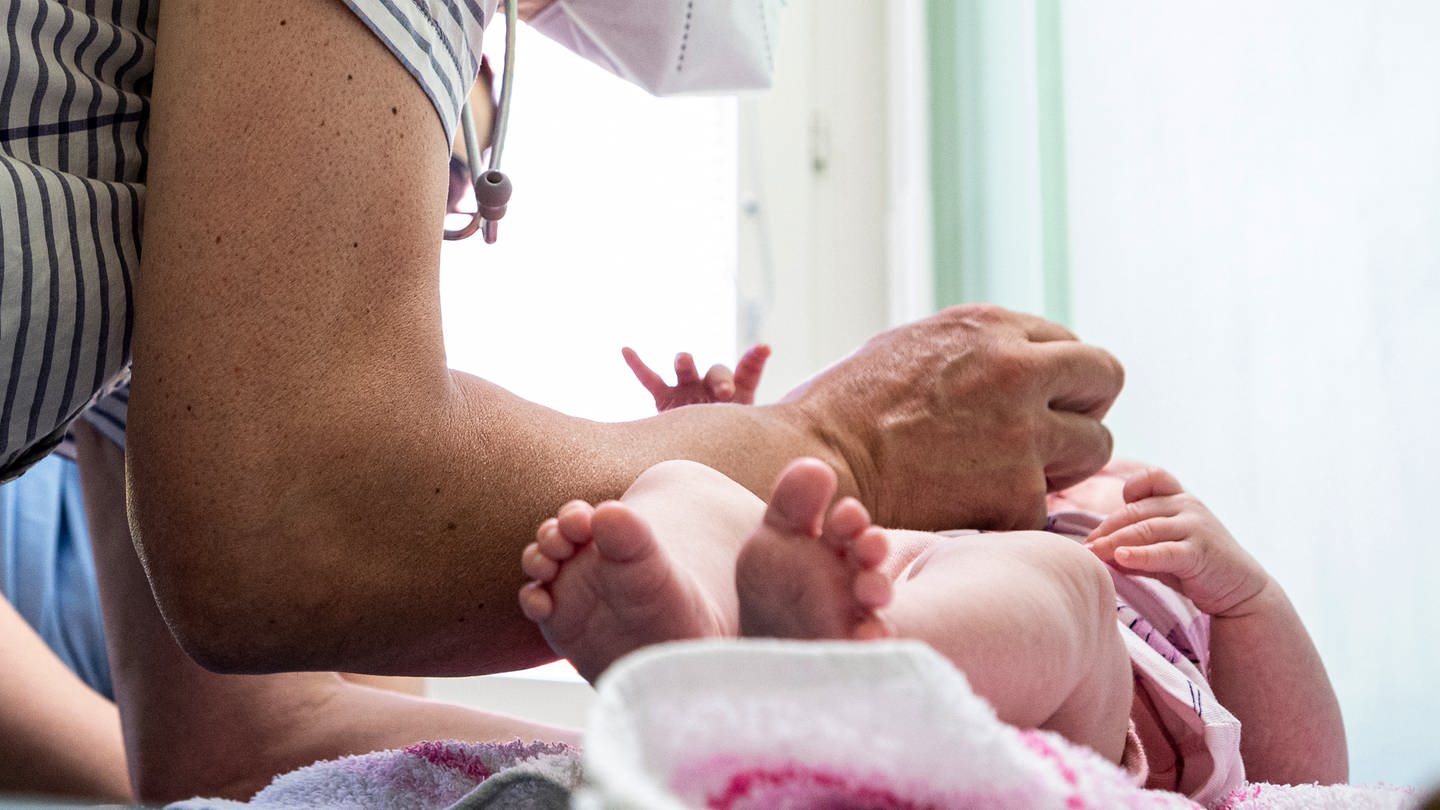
[440,24,738,422]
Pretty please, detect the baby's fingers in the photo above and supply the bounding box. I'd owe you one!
[622,347,669,398]
[1121,467,1185,504]
[732,344,771,405]
[704,363,736,402]
[674,353,701,386]
[1086,515,1187,561]
[1086,495,1187,543]
[1113,540,1197,576]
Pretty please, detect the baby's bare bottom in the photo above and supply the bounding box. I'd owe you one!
[886,530,1133,761]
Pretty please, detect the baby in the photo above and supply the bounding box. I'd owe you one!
[518,349,1347,803]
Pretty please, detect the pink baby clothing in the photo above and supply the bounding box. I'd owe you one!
[1050,510,1246,806]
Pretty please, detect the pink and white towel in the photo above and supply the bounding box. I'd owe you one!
[576,638,1417,810]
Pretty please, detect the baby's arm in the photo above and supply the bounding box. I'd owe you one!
[1085,468,1347,785]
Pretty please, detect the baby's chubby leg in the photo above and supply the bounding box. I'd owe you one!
[521,456,1132,763]
[890,531,1133,762]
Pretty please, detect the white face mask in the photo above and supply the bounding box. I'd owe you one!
[527,0,784,96]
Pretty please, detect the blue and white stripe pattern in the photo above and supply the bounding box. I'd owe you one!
[0,0,154,480]
[338,0,493,145]
[0,0,489,481]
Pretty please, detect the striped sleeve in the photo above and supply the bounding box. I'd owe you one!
[1,0,152,481]
[338,0,495,145]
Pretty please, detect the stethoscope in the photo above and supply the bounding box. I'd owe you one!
[444,0,517,243]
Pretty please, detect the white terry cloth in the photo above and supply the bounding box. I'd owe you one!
[1216,782,1418,810]
[575,639,1419,810]
[575,638,1199,809]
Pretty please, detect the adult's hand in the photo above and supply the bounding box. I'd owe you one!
[623,345,770,411]
[787,304,1123,531]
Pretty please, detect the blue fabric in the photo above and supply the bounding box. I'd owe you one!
[0,454,113,700]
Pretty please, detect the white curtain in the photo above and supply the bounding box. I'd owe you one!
[1056,2,1440,788]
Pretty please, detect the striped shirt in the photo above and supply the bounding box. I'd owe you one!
[0,0,491,481]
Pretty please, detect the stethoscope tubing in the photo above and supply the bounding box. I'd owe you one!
[444,0,516,243]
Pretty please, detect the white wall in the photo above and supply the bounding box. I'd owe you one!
[1060,2,1440,788]
[737,0,901,400]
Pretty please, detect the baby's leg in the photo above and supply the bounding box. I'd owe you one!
[888,533,1133,761]
[520,459,767,682]
[735,459,1132,763]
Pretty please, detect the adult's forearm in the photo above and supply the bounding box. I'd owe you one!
[0,597,129,801]
[1208,584,1348,784]
[130,369,845,677]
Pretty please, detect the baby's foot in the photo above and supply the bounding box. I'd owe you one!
[519,499,727,682]
[735,458,895,640]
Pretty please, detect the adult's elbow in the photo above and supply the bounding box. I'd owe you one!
[129,510,291,673]
[126,451,314,673]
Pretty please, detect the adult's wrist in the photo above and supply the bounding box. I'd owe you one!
[763,396,867,507]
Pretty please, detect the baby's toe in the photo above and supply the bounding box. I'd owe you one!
[821,497,871,551]
[537,521,580,561]
[518,582,555,622]
[850,527,889,569]
[854,569,893,609]
[522,543,560,581]
[555,500,597,542]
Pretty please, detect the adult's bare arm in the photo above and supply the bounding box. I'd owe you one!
[0,598,128,801]
[129,1,1121,677]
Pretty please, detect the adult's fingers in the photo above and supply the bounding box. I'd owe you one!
[1034,340,1125,419]
[732,343,770,404]
[1042,409,1114,493]
[621,347,668,397]
[673,352,700,386]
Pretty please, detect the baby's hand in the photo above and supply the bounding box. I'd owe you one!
[1085,467,1271,617]
[622,344,770,412]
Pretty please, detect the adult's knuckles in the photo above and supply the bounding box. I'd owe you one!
[972,342,1041,395]
[955,302,1013,325]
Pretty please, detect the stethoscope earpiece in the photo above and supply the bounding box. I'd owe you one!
[476,170,512,244]
[444,0,517,243]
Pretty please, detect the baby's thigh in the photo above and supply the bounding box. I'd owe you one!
[894,531,1133,762]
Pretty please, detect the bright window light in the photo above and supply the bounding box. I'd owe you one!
[440,25,738,423]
